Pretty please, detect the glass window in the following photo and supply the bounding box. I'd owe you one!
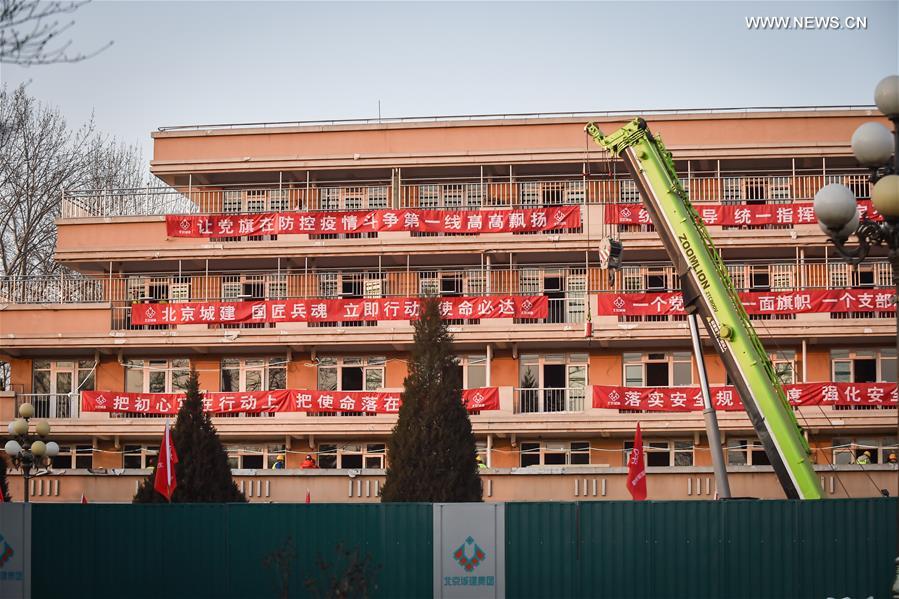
[674,441,694,466]
[646,442,670,467]
[123,445,143,469]
[727,440,747,466]
[520,442,541,467]
[318,444,338,469]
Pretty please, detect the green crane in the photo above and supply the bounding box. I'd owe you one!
[587,117,822,500]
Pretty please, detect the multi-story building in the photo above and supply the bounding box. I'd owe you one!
[1,107,896,502]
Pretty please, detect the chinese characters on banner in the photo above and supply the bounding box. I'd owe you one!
[592,382,898,411]
[81,387,500,415]
[131,296,548,325]
[605,200,877,227]
[596,289,896,317]
[166,206,581,237]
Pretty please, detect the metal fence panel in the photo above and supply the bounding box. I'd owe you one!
[30,503,432,599]
[506,498,896,599]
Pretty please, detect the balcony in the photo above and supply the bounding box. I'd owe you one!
[53,172,871,264]
[16,393,81,419]
[515,387,586,413]
[1,259,896,349]
[62,173,870,219]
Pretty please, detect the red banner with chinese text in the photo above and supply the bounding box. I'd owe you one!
[605,200,877,227]
[166,206,581,238]
[596,289,896,317]
[592,382,897,412]
[81,387,499,415]
[131,296,548,325]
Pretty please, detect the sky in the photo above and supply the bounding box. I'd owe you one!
[2,0,897,164]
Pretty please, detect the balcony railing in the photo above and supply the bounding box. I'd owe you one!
[515,387,586,413]
[16,393,80,419]
[60,173,871,220]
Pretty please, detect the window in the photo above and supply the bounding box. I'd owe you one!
[50,444,92,469]
[721,177,742,202]
[768,176,791,202]
[624,440,694,467]
[619,180,640,203]
[831,349,896,383]
[123,445,158,469]
[221,358,286,392]
[317,443,386,469]
[832,437,896,465]
[517,354,588,413]
[125,359,190,393]
[457,355,487,389]
[225,444,285,470]
[772,351,796,385]
[750,266,770,292]
[726,439,770,466]
[519,182,540,206]
[519,441,590,467]
[418,184,440,208]
[368,186,389,210]
[32,360,95,418]
[623,352,692,387]
[315,356,385,416]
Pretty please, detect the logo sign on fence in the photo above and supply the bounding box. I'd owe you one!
[434,503,505,598]
[0,504,31,599]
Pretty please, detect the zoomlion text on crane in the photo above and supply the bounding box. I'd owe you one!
[678,233,710,291]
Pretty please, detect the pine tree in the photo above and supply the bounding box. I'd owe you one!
[381,297,482,502]
[0,453,10,502]
[133,370,246,503]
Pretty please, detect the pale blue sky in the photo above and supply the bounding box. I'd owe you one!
[2,1,897,162]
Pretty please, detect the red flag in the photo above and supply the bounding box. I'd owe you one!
[626,423,647,500]
[305,490,311,504]
[80,493,88,504]
[153,419,178,502]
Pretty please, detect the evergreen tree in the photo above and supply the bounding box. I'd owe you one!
[134,370,246,503]
[0,453,10,502]
[381,297,482,502]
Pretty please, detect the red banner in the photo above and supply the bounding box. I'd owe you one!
[81,387,499,415]
[592,382,898,411]
[605,200,877,227]
[596,289,896,317]
[166,206,581,238]
[131,296,548,325]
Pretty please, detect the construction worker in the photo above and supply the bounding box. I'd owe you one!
[856,450,872,465]
[271,455,285,470]
[476,455,488,470]
[301,454,318,469]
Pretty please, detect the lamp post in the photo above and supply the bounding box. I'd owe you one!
[4,402,59,502]
[812,74,899,597]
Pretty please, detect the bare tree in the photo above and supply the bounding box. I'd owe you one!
[0,84,152,278]
[1,0,111,65]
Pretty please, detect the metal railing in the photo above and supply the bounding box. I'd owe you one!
[515,387,586,413]
[2,259,893,307]
[60,173,871,220]
[16,393,80,419]
[155,105,875,131]
[0,276,104,304]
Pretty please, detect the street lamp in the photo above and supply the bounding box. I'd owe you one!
[3,402,59,502]
[812,73,899,598]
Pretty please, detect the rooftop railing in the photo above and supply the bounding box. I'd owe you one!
[155,105,876,132]
[60,172,871,220]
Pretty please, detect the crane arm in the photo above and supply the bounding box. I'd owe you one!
[587,118,822,499]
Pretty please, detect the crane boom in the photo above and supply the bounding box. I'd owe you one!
[587,118,822,499]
